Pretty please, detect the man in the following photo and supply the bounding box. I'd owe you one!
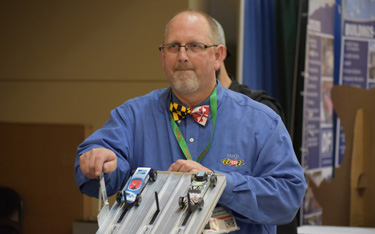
[75,10,306,233]
[214,18,298,234]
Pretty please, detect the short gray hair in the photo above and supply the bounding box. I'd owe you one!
[212,18,226,46]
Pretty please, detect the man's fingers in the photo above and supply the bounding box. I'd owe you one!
[103,156,117,174]
[79,148,117,179]
[169,160,185,172]
[168,159,211,173]
[167,163,175,171]
[178,163,190,172]
[95,149,117,176]
[94,156,105,177]
[79,154,89,177]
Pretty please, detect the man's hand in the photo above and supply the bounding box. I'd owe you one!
[168,159,213,174]
[79,148,117,179]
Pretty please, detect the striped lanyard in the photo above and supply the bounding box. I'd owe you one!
[169,86,217,162]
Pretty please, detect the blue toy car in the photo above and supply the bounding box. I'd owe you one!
[116,167,157,207]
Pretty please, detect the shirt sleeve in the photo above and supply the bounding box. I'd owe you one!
[74,107,133,198]
[216,119,306,225]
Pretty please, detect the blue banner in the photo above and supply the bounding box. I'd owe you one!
[335,0,375,166]
[302,0,336,186]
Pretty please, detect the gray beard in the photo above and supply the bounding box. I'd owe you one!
[172,72,199,94]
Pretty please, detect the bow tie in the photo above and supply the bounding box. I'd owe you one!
[170,102,209,126]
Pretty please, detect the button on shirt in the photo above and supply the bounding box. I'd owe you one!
[75,81,306,234]
[170,91,212,161]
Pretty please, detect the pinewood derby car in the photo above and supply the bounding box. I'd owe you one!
[116,167,157,207]
[179,171,217,211]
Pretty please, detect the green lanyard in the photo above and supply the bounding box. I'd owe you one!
[169,86,217,162]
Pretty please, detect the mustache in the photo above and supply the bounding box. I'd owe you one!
[174,65,194,71]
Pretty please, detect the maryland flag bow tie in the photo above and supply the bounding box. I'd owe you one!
[170,102,209,126]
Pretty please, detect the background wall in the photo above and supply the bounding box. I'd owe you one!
[0,122,89,234]
[0,0,185,130]
[0,0,240,131]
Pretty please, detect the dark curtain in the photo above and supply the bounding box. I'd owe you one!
[242,0,305,133]
[242,0,279,101]
[274,0,300,131]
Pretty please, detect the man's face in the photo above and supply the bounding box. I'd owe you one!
[160,13,220,95]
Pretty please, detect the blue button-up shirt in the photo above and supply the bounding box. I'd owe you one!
[75,81,306,234]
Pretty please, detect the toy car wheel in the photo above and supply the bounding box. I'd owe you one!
[197,198,204,210]
[135,194,142,206]
[179,196,185,209]
[191,174,196,182]
[149,169,158,182]
[116,191,124,204]
[210,175,217,188]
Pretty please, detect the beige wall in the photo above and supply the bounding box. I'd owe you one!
[0,0,189,130]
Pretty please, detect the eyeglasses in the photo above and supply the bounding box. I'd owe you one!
[159,43,218,54]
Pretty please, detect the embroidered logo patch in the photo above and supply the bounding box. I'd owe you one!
[221,154,245,167]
